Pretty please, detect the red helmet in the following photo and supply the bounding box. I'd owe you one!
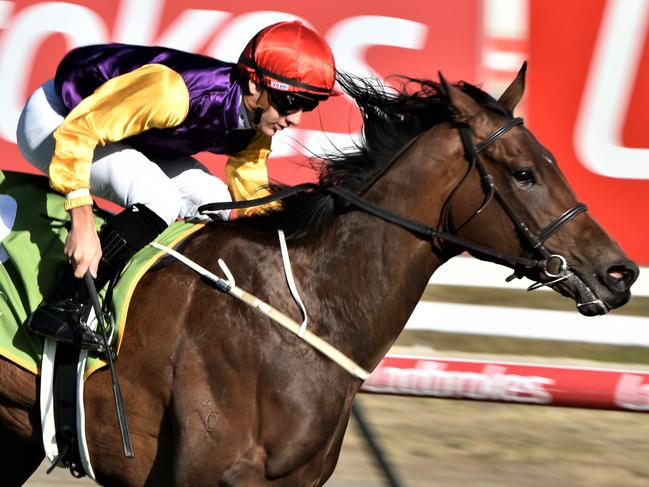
[238,21,336,97]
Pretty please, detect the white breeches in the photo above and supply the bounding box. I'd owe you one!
[16,80,231,224]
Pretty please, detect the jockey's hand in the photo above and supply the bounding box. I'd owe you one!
[65,205,101,279]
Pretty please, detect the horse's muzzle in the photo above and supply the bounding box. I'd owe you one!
[572,260,639,316]
[600,260,639,294]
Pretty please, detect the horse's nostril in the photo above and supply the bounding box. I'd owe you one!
[609,270,625,280]
[604,262,639,292]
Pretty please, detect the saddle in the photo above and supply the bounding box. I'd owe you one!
[0,170,202,478]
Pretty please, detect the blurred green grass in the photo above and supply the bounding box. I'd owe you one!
[396,331,649,365]
[421,284,649,316]
[400,284,649,365]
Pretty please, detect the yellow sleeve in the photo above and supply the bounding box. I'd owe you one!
[49,63,190,195]
[225,132,281,217]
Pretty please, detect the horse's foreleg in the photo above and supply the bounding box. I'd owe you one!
[0,441,43,487]
[0,406,44,486]
[218,454,337,487]
[0,356,44,487]
[218,457,270,487]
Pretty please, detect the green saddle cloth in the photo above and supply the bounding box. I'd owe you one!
[0,170,203,377]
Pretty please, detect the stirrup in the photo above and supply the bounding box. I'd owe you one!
[26,302,104,352]
[30,321,104,352]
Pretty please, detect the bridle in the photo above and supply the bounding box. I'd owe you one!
[440,116,602,309]
[199,116,606,310]
[455,117,590,290]
[334,117,592,291]
[461,118,588,259]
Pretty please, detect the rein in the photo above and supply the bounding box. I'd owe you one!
[325,185,540,269]
[200,184,540,269]
[199,116,598,301]
[192,115,605,377]
[199,183,542,267]
[200,120,565,272]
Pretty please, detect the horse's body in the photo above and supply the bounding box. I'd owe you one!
[0,66,638,486]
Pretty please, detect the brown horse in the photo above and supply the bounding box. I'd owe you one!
[0,64,638,486]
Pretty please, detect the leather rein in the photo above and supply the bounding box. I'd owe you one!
[199,116,591,291]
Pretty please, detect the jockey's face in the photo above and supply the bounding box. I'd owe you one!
[258,104,303,136]
[245,80,304,136]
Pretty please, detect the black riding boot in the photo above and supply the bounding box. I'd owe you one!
[26,204,168,350]
[25,270,101,349]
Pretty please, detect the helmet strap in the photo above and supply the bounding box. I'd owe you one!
[253,90,271,125]
[253,107,263,125]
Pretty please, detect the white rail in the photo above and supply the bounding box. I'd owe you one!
[431,256,649,296]
[406,257,649,345]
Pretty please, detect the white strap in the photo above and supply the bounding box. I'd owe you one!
[278,229,308,337]
[218,259,236,286]
[149,242,370,380]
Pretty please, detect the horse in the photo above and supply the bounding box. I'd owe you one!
[0,63,638,486]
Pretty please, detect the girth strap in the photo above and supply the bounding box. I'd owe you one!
[51,344,86,478]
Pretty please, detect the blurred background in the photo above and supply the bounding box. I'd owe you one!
[1,0,647,485]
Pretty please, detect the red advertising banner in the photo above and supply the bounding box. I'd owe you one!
[363,355,649,412]
[0,0,480,183]
[2,1,646,265]
[528,0,649,263]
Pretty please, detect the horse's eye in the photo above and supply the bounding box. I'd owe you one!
[513,169,535,187]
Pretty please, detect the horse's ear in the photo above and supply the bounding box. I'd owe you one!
[498,61,527,113]
[437,71,481,123]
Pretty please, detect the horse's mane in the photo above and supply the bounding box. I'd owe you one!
[232,72,510,240]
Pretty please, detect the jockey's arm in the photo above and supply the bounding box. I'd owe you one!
[224,132,282,218]
[50,64,190,277]
[49,63,190,197]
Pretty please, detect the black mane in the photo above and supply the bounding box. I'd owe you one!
[231,72,508,240]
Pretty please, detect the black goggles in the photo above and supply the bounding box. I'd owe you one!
[267,89,321,114]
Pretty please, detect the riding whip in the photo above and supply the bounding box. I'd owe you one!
[84,272,135,458]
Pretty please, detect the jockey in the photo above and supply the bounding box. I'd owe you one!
[16,21,336,351]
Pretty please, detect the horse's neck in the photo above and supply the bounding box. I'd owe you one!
[300,137,459,371]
